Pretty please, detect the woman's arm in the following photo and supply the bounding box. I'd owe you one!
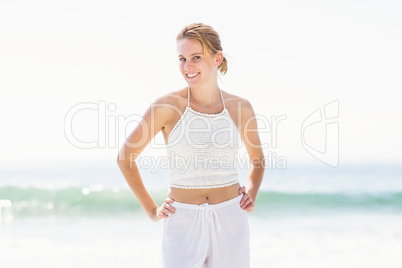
[116,96,177,222]
[238,99,266,213]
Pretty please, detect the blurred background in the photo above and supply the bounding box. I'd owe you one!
[1,0,401,267]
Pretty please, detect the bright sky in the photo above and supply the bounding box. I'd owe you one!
[1,0,401,169]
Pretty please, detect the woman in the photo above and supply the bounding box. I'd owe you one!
[117,23,265,268]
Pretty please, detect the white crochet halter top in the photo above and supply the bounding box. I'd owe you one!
[166,86,241,189]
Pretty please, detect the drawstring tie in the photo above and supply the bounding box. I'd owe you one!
[200,203,222,233]
[185,203,222,257]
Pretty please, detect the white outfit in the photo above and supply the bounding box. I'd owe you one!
[166,86,242,189]
[162,194,250,268]
[161,87,250,268]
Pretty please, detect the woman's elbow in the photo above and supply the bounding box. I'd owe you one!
[116,151,139,168]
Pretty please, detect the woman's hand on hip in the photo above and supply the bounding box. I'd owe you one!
[238,186,255,213]
[151,198,176,222]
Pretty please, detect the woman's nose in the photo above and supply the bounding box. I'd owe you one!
[184,61,193,71]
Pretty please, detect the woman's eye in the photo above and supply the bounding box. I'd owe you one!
[179,58,186,62]
[194,56,200,60]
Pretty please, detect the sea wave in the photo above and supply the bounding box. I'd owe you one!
[1,186,401,218]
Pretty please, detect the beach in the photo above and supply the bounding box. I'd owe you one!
[1,164,401,267]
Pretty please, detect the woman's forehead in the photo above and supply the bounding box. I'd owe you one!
[177,38,203,56]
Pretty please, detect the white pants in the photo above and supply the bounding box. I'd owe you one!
[161,194,250,268]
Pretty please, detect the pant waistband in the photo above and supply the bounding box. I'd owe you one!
[172,193,243,209]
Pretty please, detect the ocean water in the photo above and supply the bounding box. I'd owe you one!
[1,164,402,267]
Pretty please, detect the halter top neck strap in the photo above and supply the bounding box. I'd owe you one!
[187,86,226,110]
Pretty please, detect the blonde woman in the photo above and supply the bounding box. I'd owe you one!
[117,23,265,268]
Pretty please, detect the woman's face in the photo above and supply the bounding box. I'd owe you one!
[177,38,220,87]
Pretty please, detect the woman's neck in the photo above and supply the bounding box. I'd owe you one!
[189,80,221,108]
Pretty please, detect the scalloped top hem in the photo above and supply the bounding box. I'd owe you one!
[169,180,239,189]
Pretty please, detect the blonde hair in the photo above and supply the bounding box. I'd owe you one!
[176,23,228,75]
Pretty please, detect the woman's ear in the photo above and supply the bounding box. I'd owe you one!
[214,51,223,66]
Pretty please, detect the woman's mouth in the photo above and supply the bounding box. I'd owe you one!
[186,72,200,79]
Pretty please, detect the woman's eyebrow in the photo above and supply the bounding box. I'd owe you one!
[178,52,203,57]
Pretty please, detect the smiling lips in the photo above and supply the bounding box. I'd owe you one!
[186,72,200,79]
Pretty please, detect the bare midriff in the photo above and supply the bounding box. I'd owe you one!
[167,183,241,205]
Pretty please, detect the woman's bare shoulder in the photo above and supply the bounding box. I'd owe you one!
[222,90,254,112]
[151,87,188,112]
